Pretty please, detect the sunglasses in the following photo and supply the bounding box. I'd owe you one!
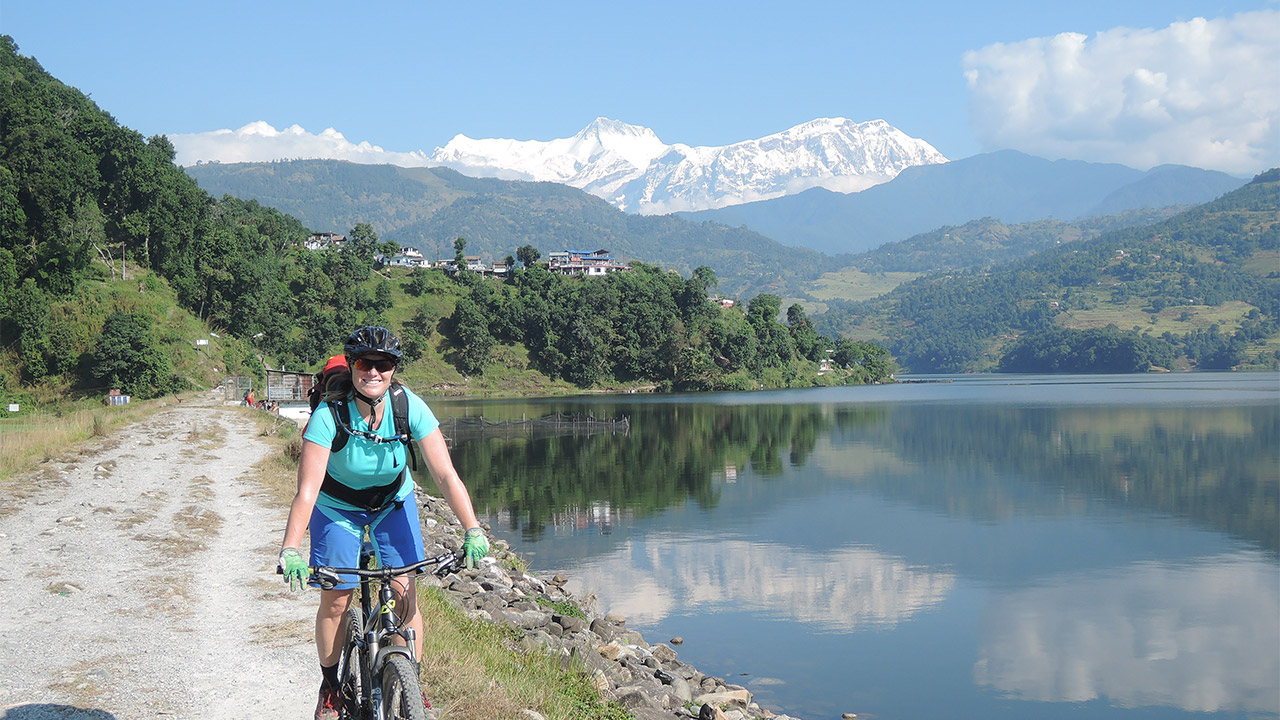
[352,356,396,373]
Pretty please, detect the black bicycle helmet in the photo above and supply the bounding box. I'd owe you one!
[344,326,404,364]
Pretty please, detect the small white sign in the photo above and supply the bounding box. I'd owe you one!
[7,404,18,413]
[195,339,209,346]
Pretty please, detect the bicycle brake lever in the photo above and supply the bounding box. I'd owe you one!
[313,566,342,591]
[431,552,461,577]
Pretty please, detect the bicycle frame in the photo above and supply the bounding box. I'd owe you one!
[356,545,416,705]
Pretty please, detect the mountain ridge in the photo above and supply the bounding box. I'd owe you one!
[684,150,1248,254]
[430,116,947,214]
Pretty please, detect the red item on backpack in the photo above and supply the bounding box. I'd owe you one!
[308,355,350,411]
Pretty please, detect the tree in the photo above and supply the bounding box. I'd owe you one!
[348,222,379,255]
[449,296,495,375]
[786,303,824,361]
[453,237,467,268]
[516,244,541,269]
[400,306,438,362]
[91,311,172,397]
[11,279,50,379]
[834,339,896,382]
[405,267,435,297]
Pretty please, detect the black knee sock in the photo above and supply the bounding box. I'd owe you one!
[321,662,340,690]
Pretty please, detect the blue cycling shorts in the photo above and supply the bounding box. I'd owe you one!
[308,498,426,590]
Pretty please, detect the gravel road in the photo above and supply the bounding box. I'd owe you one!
[0,397,316,719]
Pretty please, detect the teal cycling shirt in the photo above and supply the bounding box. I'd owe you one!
[303,385,440,511]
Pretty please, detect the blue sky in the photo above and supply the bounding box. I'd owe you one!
[2,1,1276,174]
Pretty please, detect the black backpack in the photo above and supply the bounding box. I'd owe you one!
[318,384,421,512]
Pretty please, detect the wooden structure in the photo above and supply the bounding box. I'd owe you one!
[266,369,315,402]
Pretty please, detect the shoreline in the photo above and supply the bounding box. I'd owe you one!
[416,493,805,720]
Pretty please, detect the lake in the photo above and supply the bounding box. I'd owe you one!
[430,373,1280,720]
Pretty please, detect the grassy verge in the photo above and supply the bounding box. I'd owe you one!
[240,409,631,720]
[0,394,186,484]
[417,589,630,720]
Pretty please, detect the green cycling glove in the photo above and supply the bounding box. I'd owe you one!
[462,527,489,569]
[278,546,308,591]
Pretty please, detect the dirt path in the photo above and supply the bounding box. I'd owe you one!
[0,396,316,719]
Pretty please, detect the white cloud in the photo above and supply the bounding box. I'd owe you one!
[170,121,436,168]
[963,9,1280,174]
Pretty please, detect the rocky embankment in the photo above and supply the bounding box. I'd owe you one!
[416,494,804,720]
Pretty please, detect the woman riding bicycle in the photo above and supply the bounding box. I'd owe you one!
[278,326,489,720]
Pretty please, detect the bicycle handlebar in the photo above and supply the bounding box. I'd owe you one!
[276,551,463,590]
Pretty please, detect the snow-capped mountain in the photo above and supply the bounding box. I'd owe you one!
[430,117,948,214]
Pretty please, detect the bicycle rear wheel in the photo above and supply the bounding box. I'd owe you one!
[339,605,368,720]
[380,654,427,720]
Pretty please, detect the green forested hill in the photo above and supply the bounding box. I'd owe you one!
[846,208,1189,274]
[816,170,1280,373]
[184,160,836,299]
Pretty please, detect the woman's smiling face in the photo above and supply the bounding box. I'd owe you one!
[351,354,395,398]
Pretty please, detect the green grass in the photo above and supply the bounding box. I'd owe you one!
[1241,249,1279,275]
[806,268,922,303]
[0,395,184,483]
[1058,298,1256,333]
[534,595,587,619]
[417,588,631,720]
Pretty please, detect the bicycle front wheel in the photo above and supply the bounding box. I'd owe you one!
[379,654,427,720]
[340,605,368,719]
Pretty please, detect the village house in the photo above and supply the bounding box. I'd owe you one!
[304,232,346,251]
[384,246,429,268]
[547,249,630,276]
[440,255,511,278]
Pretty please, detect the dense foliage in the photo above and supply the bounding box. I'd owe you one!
[997,325,1177,373]
[0,37,327,389]
[438,263,894,390]
[819,172,1280,372]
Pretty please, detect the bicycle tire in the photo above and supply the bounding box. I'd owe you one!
[339,605,368,720]
[380,654,427,720]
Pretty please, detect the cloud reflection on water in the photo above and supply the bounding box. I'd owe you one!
[974,553,1280,714]
[563,535,955,632]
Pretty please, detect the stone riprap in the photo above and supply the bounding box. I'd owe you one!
[417,494,805,720]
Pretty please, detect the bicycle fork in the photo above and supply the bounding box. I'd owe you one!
[366,590,418,720]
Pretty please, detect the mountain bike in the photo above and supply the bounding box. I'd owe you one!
[307,544,463,720]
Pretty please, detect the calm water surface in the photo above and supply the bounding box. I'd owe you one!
[431,373,1280,720]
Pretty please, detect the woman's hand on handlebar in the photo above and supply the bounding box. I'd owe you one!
[278,547,308,591]
[463,527,489,569]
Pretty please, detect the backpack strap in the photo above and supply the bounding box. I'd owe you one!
[388,385,419,472]
[328,400,351,453]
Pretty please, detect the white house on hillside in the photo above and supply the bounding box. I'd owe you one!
[305,232,346,251]
[547,249,629,276]
[385,247,428,268]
